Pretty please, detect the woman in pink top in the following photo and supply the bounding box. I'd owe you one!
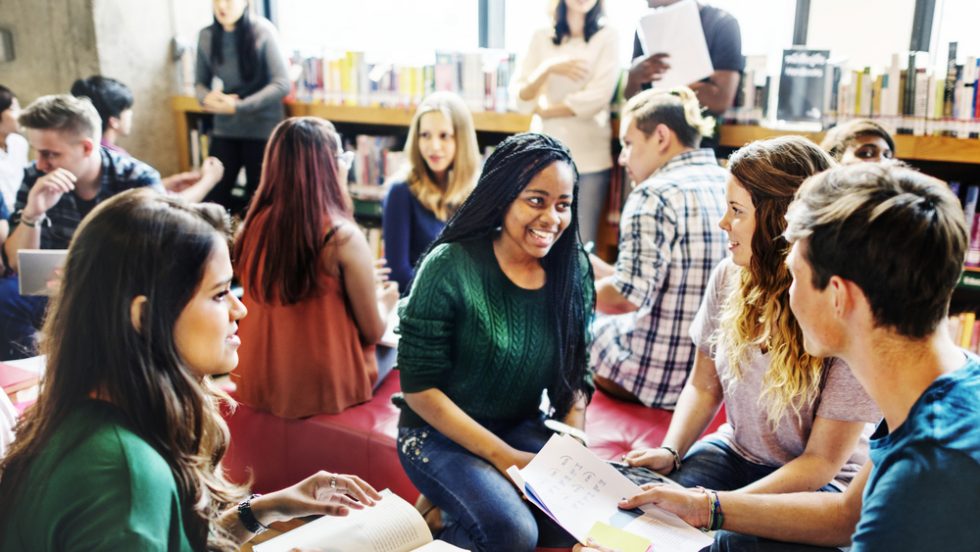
[622,137,880,496]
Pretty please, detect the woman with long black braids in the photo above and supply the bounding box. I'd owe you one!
[396,133,595,551]
[195,0,289,215]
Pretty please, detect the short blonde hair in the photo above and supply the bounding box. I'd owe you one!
[399,92,480,221]
[18,94,102,142]
[622,86,714,147]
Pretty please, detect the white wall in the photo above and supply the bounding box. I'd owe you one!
[807,0,916,71]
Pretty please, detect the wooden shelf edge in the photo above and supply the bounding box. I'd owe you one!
[718,124,980,165]
[172,96,531,134]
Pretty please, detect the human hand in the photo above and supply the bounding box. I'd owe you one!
[252,471,383,526]
[162,171,201,193]
[573,539,619,552]
[493,446,536,476]
[373,258,392,285]
[618,483,709,528]
[377,280,399,312]
[203,91,239,114]
[629,53,671,84]
[25,168,77,220]
[548,57,590,81]
[622,447,676,474]
[200,156,225,183]
[45,266,64,295]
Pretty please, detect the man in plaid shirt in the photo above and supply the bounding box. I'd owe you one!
[591,87,727,408]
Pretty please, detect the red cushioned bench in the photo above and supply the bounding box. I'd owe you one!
[223,373,724,550]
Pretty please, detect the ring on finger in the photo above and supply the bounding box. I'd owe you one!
[330,475,337,490]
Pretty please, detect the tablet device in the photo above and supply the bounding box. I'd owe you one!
[17,249,67,296]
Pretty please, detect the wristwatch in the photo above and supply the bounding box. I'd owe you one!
[237,494,268,534]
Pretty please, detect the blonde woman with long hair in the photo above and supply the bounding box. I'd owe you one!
[622,136,880,494]
[383,92,479,292]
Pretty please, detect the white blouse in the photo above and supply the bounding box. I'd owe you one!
[510,25,621,174]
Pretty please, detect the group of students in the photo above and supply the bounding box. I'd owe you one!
[0,1,977,552]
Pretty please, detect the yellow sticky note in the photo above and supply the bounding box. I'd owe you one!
[586,521,652,552]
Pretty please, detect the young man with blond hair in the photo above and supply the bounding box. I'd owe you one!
[590,86,727,408]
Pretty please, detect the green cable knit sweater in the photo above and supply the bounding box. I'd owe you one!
[397,238,593,427]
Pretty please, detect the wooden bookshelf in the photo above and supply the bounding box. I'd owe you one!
[172,96,531,172]
[718,124,980,165]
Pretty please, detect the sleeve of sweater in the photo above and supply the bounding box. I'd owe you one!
[396,244,460,393]
[236,18,290,113]
[564,27,621,119]
[194,27,212,102]
[382,182,415,292]
[508,29,548,114]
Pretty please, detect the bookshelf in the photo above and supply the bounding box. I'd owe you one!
[717,124,980,165]
[171,96,531,173]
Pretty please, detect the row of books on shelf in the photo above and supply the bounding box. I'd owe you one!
[952,183,980,268]
[290,50,517,113]
[725,43,980,138]
[948,312,980,354]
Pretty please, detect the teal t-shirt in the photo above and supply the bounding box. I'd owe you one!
[397,239,594,426]
[0,400,195,551]
[851,359,980,551]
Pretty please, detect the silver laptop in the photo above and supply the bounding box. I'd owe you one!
[17,250,67,296]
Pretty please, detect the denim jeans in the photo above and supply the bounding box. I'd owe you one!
[397,415,577,552]
[709,530,844,552]
[671,438,841,493]
[0,275,47,361]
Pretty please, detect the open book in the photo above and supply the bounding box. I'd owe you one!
[508,435,713,552]
[253,490,467,552]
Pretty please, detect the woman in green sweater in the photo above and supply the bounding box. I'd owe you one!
[0,189,380,551]
[396,132,595,552]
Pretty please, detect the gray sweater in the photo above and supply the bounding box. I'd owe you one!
[195,16,289,140]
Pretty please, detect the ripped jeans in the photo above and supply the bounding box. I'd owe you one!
[397,415,576,552]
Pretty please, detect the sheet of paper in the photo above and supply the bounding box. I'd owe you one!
[519,435,712,551]
[254,490,432,552]
[587,521,652,552]
[635,0,714,88]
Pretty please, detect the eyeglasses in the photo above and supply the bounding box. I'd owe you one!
[336,150,355,171]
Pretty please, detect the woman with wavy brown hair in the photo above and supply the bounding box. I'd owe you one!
[622,136,880,496]
[0,189,379,551]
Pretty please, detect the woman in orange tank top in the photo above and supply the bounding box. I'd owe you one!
[232,117,399,417]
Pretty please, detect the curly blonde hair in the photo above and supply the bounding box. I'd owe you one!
[715,136,835,425]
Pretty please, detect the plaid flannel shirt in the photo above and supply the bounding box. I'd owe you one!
[591,149,728,408]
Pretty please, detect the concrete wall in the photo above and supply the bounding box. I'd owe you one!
[0,0,212,176]
[0,0,100,100]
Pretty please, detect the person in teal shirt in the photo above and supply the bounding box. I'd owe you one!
[396,133,595,552]
[0,188,381,551]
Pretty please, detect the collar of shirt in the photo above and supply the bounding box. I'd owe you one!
[656,148,720,177]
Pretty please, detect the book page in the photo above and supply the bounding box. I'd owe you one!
[254,490,432,552]
[518,435,712,552]
[636,0,714,88]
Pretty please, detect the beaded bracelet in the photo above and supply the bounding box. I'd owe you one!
[708,489,724,531]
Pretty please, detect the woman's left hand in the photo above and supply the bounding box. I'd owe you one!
[202,91,239,114]
[253,471,383,526]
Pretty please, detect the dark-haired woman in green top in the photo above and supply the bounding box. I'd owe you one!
[396,133,595,552]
